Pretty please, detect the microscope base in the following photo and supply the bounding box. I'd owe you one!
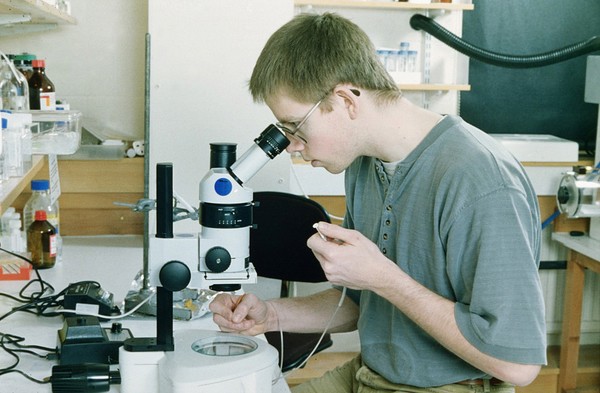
[119,329,278,393]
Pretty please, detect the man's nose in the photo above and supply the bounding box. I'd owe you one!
[285,138,304,153]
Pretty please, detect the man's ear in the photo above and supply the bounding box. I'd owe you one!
[333,84,360,120]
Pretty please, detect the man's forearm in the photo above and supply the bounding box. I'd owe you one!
[373,262,541,386]
[267,287,359,333]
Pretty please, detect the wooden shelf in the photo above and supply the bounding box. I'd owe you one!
[0,155,45,215]
[400,83,470,91]
[0,0,76,25]
[295,0,474,11]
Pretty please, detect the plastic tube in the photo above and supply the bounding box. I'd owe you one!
[409,14,600,69]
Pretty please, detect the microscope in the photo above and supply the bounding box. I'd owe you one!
[556,55,600,240]
[146,124,289,293]
[119,124,289,393]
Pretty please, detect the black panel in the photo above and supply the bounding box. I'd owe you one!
[460,0,600,153]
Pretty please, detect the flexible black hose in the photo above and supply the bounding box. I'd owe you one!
[410,14,600,68]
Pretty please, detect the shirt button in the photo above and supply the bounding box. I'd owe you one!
[383,233,388,240]
[382,248,387,254]
[380,175,385,182]
[386,205,392,211]
[385,220,391,226]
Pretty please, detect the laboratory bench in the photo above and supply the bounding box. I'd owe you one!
[0,235,291,393]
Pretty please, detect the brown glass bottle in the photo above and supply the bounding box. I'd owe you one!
[27,210,57,269]
[28,59,56,110]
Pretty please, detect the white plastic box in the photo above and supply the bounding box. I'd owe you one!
[491,134,579,196]
[23,110,82,155]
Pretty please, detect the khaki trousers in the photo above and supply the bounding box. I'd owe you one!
[290,355,515,393]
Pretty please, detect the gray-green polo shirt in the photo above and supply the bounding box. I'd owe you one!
[342,115,547,387]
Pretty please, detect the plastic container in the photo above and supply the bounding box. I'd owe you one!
[385,50,398,72]
[17,110,82,155]
[2,114,23,178]
[27,210,57,269]
[10,112,33,172]
[407,50,418,72]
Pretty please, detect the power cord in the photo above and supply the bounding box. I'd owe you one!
[53,292,155,320]
[0,332,56,384]
[272,286,347,385]
[0,245,58,385]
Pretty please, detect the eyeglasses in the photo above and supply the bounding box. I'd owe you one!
[276,99,322,144]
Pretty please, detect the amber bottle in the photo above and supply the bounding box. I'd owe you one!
[28,59,56,110]
[27,210,57,269]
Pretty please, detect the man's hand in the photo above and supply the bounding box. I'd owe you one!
[209,292,272,336]
[307,222,398,291]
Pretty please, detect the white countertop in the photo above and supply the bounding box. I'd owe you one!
[0,236,290,393]
[552,232,600,262]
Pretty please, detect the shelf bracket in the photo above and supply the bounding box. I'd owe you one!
[0,22,57,36]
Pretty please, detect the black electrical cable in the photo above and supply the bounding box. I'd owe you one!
[0,333,55,384]
[0,246,102,385]
[410,14,600,68]
[0,245,55,300]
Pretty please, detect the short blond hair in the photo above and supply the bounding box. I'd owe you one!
[249,12,401,106]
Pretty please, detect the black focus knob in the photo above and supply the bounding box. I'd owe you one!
[557,186,570,205]
[159,260,191,291]
[205,247,231,273]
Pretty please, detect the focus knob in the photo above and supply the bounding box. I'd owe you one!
[159,260,191,291]
[205,247,231,273]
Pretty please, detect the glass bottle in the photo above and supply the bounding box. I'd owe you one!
[28,59,56,110]
[23,179,62,259]
[0,56,29,110]
[0,62,17,111]
[23,179,59,233]
[27,210,57,269]
[12,53,36,81]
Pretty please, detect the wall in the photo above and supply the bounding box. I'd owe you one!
[0,0,148,142]
[146,0,295,234]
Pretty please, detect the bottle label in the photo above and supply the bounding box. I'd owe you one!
[49,234,57,257]
[47,212,59,233]
[39,92,56,110]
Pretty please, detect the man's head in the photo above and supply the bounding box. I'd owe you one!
[249,12,400,107]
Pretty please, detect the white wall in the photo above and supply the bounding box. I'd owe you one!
[0,0,148,141]
[147,0,294,235]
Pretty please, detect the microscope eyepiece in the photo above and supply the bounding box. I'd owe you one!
[209,143,237,169]
[255,124,290,159]
[228,124,290,185]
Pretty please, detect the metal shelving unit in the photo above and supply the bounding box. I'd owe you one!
[294,0,473,11]
[294,0,473,93]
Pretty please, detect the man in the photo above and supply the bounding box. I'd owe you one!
[210,12,546,393]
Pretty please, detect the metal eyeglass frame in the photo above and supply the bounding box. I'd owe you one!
[276,99,322,144]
